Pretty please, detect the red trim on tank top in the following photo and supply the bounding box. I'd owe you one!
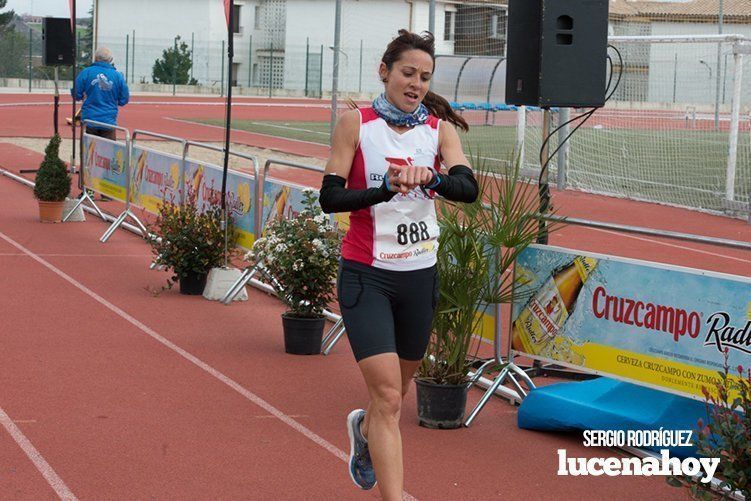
[341,145,375,265]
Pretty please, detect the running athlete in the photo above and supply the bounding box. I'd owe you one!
[319,30,479,500]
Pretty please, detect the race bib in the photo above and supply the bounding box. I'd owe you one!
[373,190,439,268]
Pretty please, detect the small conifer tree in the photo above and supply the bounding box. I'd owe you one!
[33,135,71,202]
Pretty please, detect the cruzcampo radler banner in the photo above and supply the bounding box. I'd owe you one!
[511,244,751,400]
[82,134,128,201]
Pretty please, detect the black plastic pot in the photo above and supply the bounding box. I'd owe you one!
[415,378,470,429]
[281,314,325,355]
[179,271,208,295]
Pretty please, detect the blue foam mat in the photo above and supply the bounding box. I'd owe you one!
[517,377,706,458]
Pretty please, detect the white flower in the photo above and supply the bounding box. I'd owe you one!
[301,187,315,195]
[314,213,326,224]
[275,243,288,253]
[312,239,323,250]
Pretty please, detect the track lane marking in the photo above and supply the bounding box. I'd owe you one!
[0,229,417,501]
[586,227,751,265]
[0,406,77,500]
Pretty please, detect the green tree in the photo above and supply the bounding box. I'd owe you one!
[152,36,196,85]
[33,135,71,202]
[0,29,28,78]
[0,0,14,33]
[78,5,94,68]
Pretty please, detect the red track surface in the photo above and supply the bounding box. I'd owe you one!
[2,94,750,499]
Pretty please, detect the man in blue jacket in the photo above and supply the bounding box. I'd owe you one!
[72,47,129,140]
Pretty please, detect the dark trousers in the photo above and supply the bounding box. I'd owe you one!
[86,126,117,141]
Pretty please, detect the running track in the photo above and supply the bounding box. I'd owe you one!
[2,93,750,499]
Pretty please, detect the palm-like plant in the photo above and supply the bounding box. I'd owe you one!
[417,156,560,385]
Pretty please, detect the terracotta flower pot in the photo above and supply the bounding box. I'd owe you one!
[38,200,65,223]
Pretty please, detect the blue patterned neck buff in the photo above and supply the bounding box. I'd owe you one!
[372,93,429,127]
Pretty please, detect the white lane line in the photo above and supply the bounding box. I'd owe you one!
[0,253,146,257]
[0,406,77,500]
[587,227,751,265]
[0,230,417,501]
[164,117,330,148]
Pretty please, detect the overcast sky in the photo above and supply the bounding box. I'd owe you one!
[3,0,93,18]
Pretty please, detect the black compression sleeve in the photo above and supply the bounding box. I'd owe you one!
[318,174,397,214]
[432,165,479,203]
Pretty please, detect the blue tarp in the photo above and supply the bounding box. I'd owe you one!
[518,377,707,458]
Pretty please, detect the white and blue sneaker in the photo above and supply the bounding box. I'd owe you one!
[347,409,377,490]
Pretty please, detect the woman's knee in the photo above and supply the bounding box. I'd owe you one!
[370,386,403,419]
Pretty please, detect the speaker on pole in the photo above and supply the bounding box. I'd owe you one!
[505,0,609,108]
[42,17,74,66]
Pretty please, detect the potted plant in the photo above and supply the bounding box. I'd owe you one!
[146,190,237,295]
[415,159,553,428]
[33,135,71,222]
[248,188,341,355]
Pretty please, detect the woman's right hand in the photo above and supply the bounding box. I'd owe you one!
[386,164,434,194]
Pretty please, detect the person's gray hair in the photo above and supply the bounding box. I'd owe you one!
[94,47,114,63]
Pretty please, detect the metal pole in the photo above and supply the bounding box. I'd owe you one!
[172,37,177,96]
[358,39,363,94]
[71,0,77,170]
[319,45,323,99]
[305,37,309,97]
[221,40,225,97]
[248,35,253,87]
[222,0,235,266]
[429,0,436,34]
[191,32,195,83]
[515,106,526,170]
[723,53,729,103]
[269,41,273,98]
[53,66,59,135]
[725,51,743,202]
[125,34,129,84]
[672,52,677,103]
[537,109,551,244]
[556,108,569,190]
[28,28,32,93]
[330,0,342,140]
[131,30,135,84]
[714,0,724,130]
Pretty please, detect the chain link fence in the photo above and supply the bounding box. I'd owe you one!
[1,3,749,216]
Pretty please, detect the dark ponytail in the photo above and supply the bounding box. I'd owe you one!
[382,29,469,132]
[422,90,468,132]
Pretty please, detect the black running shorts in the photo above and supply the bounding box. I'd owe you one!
[337,258,439,362]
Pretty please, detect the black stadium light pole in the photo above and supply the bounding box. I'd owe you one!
[70,0,77,173]
[220,0,234,266]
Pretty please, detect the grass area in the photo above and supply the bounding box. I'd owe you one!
[197,118,749,212]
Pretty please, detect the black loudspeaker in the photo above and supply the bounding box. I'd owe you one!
[42,17,74,66]
[505,0,609,108]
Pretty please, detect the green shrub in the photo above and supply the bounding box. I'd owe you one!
[33,135,71,202]
[146,190,237,289]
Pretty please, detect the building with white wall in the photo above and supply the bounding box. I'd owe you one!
[92,0,506,95]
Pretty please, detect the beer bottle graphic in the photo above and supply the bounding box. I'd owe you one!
[511,256,598,364]
[263,186,290,230]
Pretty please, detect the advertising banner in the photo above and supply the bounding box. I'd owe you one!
[129,146,182,213]
[184,159,256,249]
[260,178,348,233]
[82,134,128,201]
[511,244,751,400]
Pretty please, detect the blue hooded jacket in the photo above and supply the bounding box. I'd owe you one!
[71,61,129,128]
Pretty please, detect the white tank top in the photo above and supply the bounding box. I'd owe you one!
[341,107,441,271]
